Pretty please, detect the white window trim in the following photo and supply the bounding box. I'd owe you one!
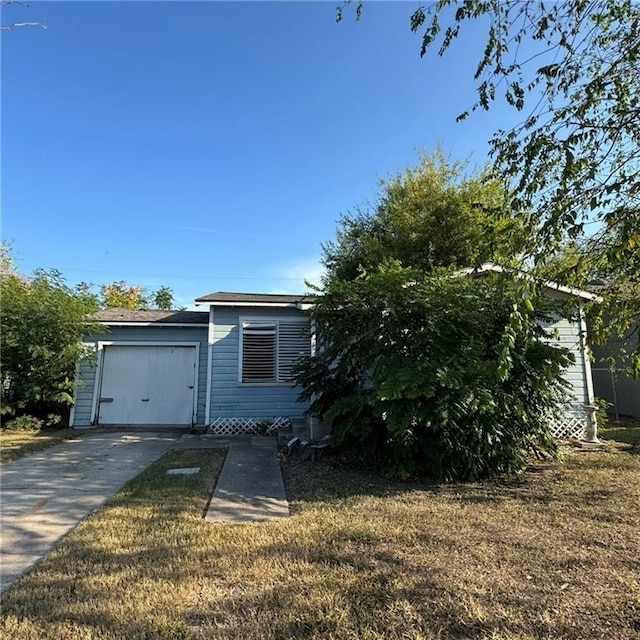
[237,315,310,385]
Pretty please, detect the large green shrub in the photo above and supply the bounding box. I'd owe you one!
[1,268,102,424]
[296,265,573,481]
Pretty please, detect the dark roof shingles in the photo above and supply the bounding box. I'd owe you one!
[194,291,315,304]
[89,309,208,324]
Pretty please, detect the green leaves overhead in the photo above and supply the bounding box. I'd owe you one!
[405,1,640,269]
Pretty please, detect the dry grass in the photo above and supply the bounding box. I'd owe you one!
[0,428,79,463]
[1,447,639,640]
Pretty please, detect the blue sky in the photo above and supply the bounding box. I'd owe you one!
[3,1,519,309]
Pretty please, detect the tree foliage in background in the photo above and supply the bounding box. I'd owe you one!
[83,280,175,310]
[339,1,639,263]
[152,285,174,310]
[323,151,526,281]
[297,153,576,480]
[0,247,176,427]
[1,262,102,425]
[100,281,148,309]
[338,0,640,367]
[297,265,572,480]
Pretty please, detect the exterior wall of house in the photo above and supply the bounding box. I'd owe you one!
[538,308,594,438]
[72,325,208,426]
[208,306,311,426]
[540,315,589,405]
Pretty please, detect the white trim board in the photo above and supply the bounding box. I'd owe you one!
[460,262,601,302]
[196,301,307,308]
[205,307,215,425]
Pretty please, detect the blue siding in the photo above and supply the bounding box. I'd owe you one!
[73,353,98,427]
[72,326,208,426]
[539,314,589,409]
[210,307,311,421]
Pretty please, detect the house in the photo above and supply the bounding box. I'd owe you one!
[460,263,601,441]
[72,270,601,440]
[71,293,315,435]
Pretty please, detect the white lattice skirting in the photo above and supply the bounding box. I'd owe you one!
[210,411,589,439]
[208,416,291,435]
[548,408,588,439]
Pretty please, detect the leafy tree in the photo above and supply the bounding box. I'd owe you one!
[338,1,639,272]
[100,281,148,309]
[296,153,579,479]
[1,264,102,425]
[99,281,175,310]
[297,264,571,480]
[541,237,640,378]
[337,0,639,377]
[153,285,174,310]
[323,151,526,280]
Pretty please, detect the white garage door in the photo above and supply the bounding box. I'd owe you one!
[98,345,196,425]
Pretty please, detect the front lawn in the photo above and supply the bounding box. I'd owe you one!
[0,428,80,463]
[1,448,639,639]
[599,416,640,446]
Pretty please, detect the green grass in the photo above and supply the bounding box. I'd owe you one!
[599,416,640,446]
[0,428,80,463]
[2,447,639,639]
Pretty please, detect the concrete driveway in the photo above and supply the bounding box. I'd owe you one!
[0,430,180,593]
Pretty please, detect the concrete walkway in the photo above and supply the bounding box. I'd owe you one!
[206,436,289,523]
[176,435,290,523]
[0,431,289,594]
[0,431,179,593]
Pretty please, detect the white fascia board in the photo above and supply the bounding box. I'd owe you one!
[461,262,602,302]
[195,301,315,309]
[96,340,201,347]
[205,301,302,308]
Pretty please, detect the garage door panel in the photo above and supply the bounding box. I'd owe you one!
[145,346,195,423]
[98,345,195,425]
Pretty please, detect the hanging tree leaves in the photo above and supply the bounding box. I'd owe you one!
[340,1,640,269]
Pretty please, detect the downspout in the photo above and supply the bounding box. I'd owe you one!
[578,302,598,442]
[204,305,214,426]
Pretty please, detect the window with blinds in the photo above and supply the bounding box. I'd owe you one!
[240,320,310,384]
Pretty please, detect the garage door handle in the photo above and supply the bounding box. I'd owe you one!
[188,385,194,389]
[141,398,150,402]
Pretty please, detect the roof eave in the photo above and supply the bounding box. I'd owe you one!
[195,300,310,308]
[462,262,602,303]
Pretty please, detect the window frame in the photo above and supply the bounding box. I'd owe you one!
[238,316,310,385]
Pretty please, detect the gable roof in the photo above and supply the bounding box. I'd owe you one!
[460,262,601,302]
[88,309,209,325]
[194,291,316,307]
